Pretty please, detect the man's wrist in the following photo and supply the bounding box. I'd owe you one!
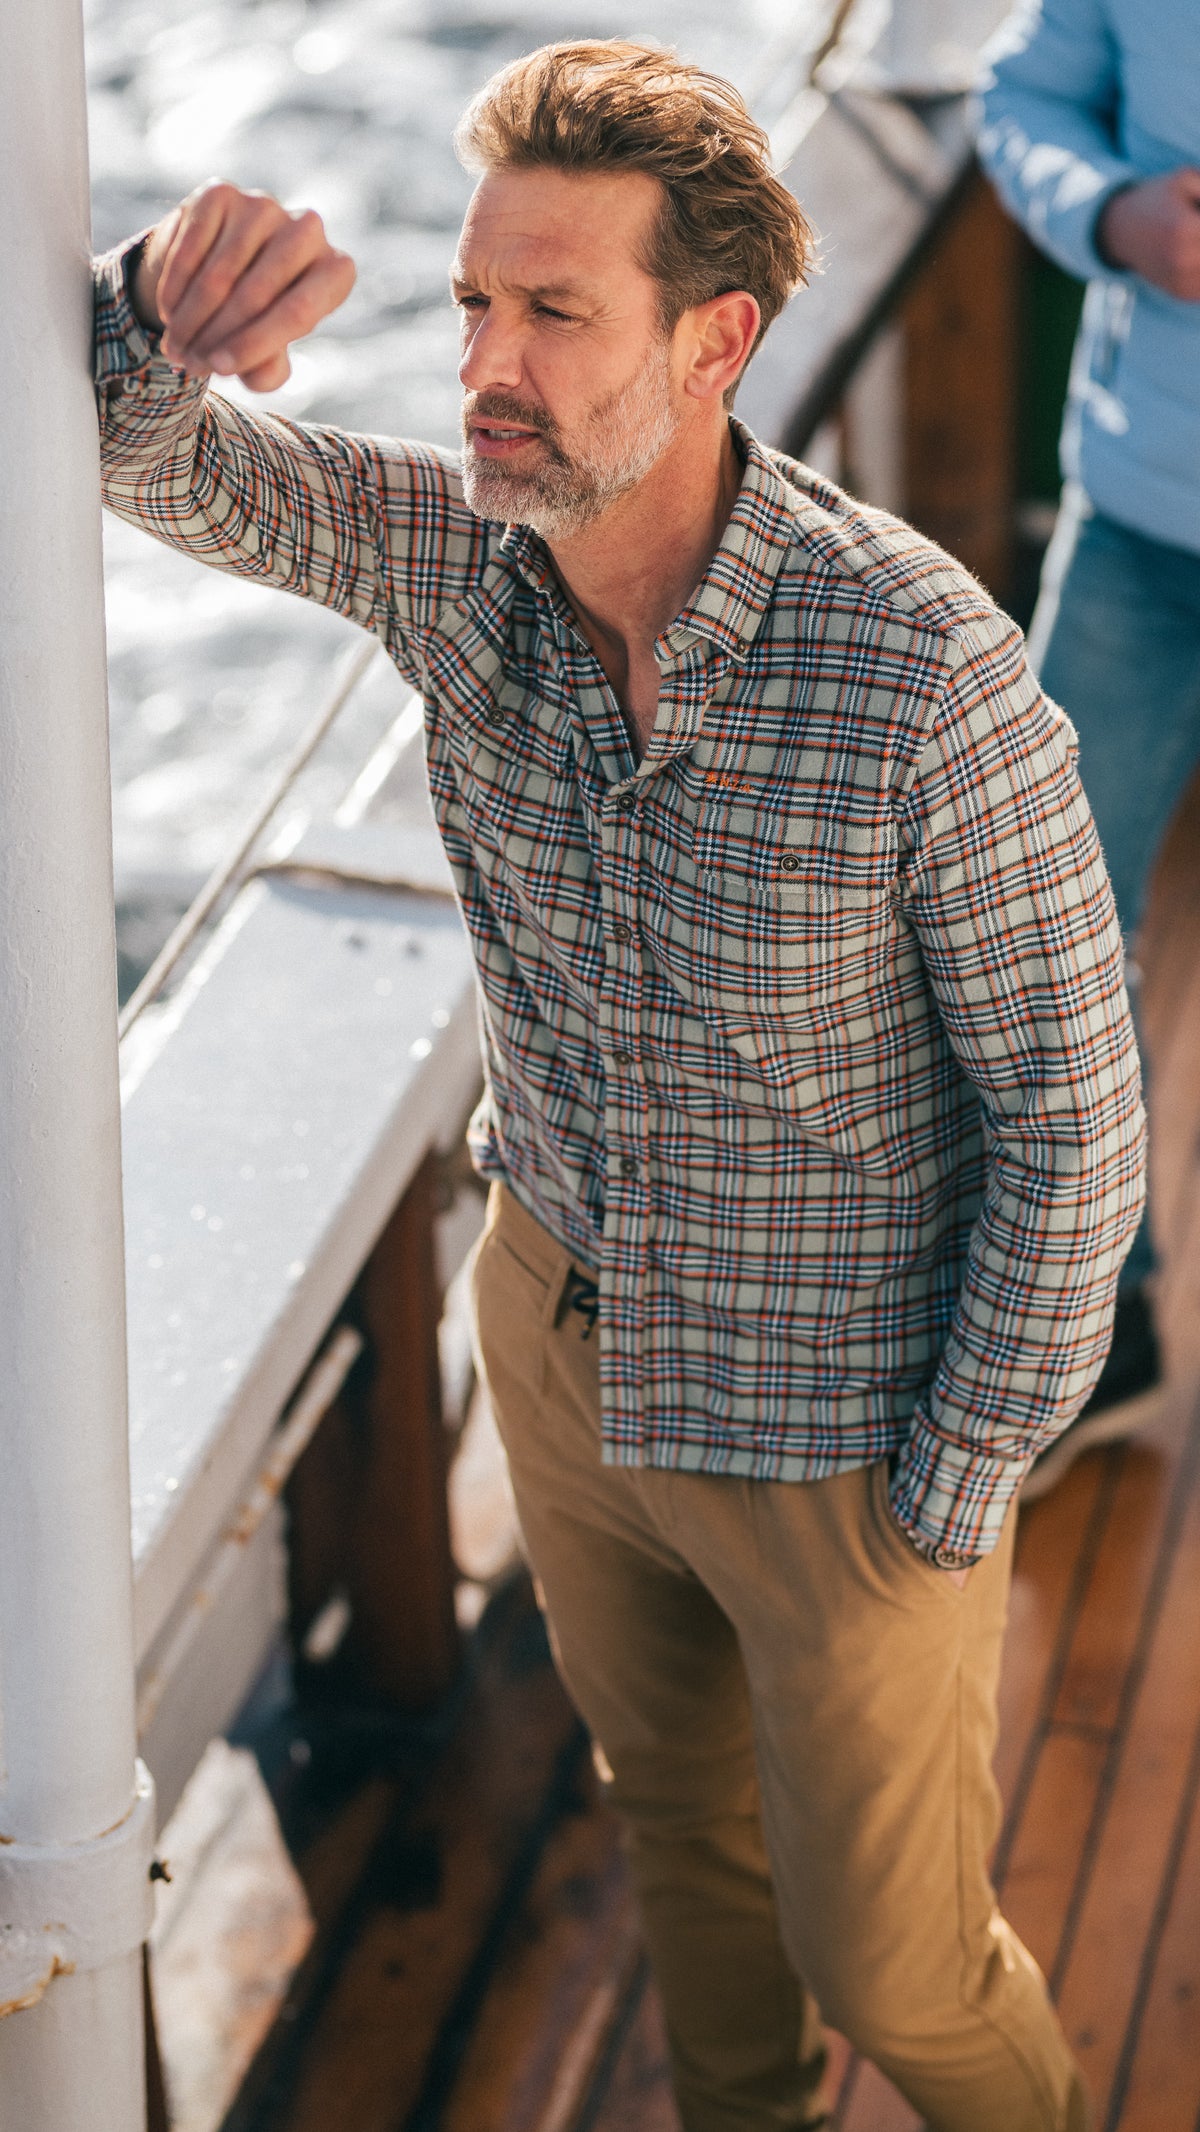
[125,229,164,335]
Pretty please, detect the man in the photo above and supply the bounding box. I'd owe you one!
[96,41,1142,2130]
[977,0,1200,1495]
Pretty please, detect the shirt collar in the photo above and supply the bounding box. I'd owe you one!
[498,419,797,665]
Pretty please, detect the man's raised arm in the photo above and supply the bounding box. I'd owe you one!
[95,184,486,665]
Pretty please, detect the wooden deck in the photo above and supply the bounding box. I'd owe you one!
[191,786,1200,2132]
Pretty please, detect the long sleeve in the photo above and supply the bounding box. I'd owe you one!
[889,611,1146,1559]
[94,236,489,686]
[975,0,1137,283]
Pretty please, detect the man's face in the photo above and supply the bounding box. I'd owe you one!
[452,166,682,539]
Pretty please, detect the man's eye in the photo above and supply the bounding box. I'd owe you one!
[456,294,486,311]
[535,304,575,323]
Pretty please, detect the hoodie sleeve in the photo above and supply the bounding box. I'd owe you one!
[974,0,1140,283]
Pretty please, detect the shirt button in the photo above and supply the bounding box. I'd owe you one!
[613,1049,633,1066]
[779,852,801,872]
[616,792,636,812]
[618,1155,639,1178]
[485,704,508,726]
[610,923,633,944]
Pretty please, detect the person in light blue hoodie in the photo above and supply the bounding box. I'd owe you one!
[977,0,1200,1493]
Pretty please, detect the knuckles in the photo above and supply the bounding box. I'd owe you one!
[162,181,353,352]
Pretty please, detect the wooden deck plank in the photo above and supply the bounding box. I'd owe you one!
[997,1728,1111,1984]
[1107,1707,1200,2132]
[1048,1429,1180,1736]
[234,1586,581,2132]
[281,1728,582,2129]
[994,1452,1111,1813]
[440,1789,642,2132]
[1042,1396,1200,2121]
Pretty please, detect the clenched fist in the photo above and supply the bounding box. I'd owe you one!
[130,181,357,391]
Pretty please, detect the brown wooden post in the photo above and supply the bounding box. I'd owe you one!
[284,1382,358,1661]
[286,1151,462,1711]
[900,169,1021,604]
[343,1150,462,1706]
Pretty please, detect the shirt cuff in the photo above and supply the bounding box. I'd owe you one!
[1081,170,1145,280]
[93,234,157,378]
[888,1409,1026,1564]
[93,234,204,409]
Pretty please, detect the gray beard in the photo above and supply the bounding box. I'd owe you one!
[461,340,679,540]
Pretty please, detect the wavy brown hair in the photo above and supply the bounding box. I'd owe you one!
[454,40,815,402]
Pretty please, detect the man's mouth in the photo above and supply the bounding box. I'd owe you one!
[468,420,544,458]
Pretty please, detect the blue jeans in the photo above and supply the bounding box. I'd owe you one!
[1029,491,1200,1289]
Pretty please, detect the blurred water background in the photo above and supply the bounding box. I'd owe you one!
[85,0,838,994]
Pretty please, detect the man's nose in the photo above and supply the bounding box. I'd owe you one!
[458,310,524,395]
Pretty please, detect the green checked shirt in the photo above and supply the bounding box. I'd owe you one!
[95,239,1145,1563]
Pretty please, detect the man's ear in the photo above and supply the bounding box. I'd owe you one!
[680,290,761,404]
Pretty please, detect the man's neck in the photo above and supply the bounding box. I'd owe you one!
[547,417,744,757]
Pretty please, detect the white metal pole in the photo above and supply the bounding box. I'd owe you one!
[0,3,152,2127]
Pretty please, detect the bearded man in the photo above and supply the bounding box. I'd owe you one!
[96,40,1142,2132]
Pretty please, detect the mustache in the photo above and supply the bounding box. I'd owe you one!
[462,393,561,446]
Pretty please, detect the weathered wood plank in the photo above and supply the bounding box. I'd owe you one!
[1043,1400,1200,2119]
[1107,1710,1200,2132]
[441,1787,642,2132]
[1048,1434,1178,1736]
[995,1453,1110,1812]
[272,1594,583,2132]
[998,1728,1110,1984]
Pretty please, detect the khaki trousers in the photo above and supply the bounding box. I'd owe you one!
[471,1183,1089,2132]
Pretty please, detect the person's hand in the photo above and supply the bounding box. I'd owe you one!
[1097,169,1200,301]
[130,182,356,392]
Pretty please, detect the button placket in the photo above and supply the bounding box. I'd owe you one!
[598,775,651,1443]
[601,777,649,1227]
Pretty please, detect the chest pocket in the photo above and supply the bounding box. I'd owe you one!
[663,801,901,1034]
[447,675,569,858]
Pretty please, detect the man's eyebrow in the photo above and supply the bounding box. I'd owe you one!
[449,269,590,302]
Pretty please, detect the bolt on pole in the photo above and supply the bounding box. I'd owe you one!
[0,2,152,2127]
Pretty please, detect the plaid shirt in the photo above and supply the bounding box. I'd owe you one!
[95,240,1144,1562]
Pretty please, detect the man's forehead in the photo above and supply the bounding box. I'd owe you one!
[454,165,660,281]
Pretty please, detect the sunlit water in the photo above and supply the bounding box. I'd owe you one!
[85,0,831,982]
